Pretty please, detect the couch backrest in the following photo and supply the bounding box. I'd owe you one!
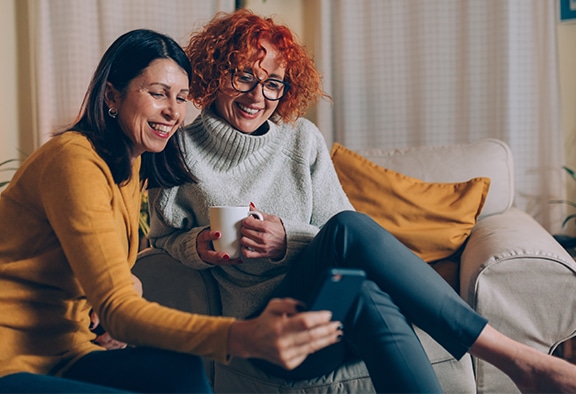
[354,138,514,219]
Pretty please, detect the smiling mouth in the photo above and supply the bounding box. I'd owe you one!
[149,122,172,136]
[237,103,260,115]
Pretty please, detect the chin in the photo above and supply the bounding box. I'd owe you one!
[153,144,169,153]
[237,122,263,134]
[141,144,167,155]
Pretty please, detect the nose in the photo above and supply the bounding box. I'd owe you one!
[247,83,265,100]
[163,97,182,120]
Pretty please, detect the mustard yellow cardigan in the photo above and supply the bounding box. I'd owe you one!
[0,132,235,377]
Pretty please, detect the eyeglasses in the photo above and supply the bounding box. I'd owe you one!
[231,70,289,101]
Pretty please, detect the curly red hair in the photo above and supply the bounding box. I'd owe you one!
[184,9,327,123]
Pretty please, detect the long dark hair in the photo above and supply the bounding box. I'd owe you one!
[66,29,197,188]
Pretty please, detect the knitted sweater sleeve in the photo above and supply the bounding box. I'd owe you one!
[147,186,212,269]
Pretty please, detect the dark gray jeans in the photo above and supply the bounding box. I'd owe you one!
[254,211,487,393]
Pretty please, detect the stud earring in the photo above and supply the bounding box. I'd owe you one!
[108,107,118,119]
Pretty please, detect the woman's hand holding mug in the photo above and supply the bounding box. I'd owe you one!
[198,204,287,264]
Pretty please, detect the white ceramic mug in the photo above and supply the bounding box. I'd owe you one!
[209,206,264,259]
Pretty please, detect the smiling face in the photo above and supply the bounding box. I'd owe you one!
[214,40,286,134]
[105,58,190,159]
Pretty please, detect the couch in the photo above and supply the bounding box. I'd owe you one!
[133,138,576,393]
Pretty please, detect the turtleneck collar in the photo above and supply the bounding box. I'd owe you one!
[183,109,285,171]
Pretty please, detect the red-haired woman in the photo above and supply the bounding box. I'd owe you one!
[149,9,576,393]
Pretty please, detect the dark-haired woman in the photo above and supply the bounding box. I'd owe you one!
[0,28,341,393]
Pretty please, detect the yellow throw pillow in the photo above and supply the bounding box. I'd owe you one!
[331,143,490,263]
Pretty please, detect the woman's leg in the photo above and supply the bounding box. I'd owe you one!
[276,211,487,356]
[267,211,485,392]
[63,347,212,393]
[0,372,129,393]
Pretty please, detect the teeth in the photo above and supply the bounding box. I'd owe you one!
[238,103,259,115]
[150,123,172,135]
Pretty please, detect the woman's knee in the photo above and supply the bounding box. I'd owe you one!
[327,210,367,227]
[324,211,368,237]
[324,211,396,247]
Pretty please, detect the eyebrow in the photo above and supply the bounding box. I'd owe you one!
[244,68,285,81]
[148,82,190,94]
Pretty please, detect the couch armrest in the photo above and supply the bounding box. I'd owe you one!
[460,207,576,393]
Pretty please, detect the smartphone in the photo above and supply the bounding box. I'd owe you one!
[306,268,366,322]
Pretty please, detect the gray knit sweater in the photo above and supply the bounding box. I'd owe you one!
[148,109,354,318]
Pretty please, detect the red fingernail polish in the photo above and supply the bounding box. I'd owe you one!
[223,254,230,260]
[215,232,221,238]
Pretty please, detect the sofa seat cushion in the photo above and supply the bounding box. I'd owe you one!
[212,357,374,394]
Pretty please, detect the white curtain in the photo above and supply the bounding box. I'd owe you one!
[28,0,234,146]
[315,0,564,232]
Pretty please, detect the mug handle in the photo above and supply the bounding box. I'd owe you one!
[248,211,264,221]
